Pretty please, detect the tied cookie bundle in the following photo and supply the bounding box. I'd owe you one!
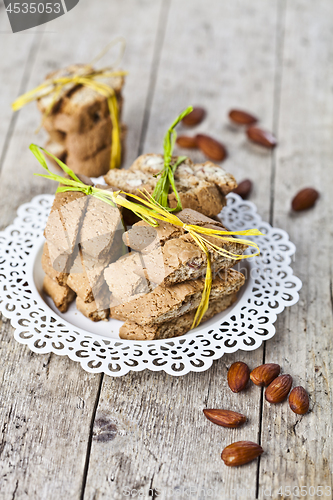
[12,39,127,177]
[32,107,262,340]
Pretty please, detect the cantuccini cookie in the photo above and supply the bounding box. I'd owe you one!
[43,275,76,313]
[38,65,125,176]
[119,293,237,340]
[123,209,247,286]
[44,191,88,273]
[104,154,237,217]
[111,268,245,326]
[76,297,109,322]
[41,243,68,286]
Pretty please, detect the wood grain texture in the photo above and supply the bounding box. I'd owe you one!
[83,1,280,498]
[0,1,165,499]
[259,0,333,498]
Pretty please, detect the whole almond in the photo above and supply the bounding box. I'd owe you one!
[250,363,281,387]
[265,374,292,403]
[203,409,246,428]
[291,188,319,211]
[229,109,258,125]
[246,126,277,148]
[221,441,263,467]
[227,361,250,393]
[289,386,310,415]
[233,179,253,199]
[182,107,206,127]
[196,134,227,162]
[176,135,198,149]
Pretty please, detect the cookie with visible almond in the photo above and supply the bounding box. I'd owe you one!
[104,154,237,217]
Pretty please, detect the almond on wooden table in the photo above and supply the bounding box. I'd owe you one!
[291,188,319,211]
[233,179,252,199]
[246,126,277,148]
[229,109,258,125]
[196,134,227,162]
[265,374,292,403]
[203,409,246,428]
[289,386,310,415]
[250,363,280,387]
[176,135,198,149]
[227,361,250,393]
[221,441,263,467]
[181,106,206,126]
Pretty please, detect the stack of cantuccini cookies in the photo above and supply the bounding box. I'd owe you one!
[106,208,246,340]
[42,157,247,339]
[37,65,125,177]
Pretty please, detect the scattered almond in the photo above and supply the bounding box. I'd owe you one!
[265,374,292,403]
[227,361,250,393]
[203,409,246,428]
[196,134,227,162]
[221,441,263,467]
[291,188,319,211]
[289,386,309,415]
[229,109,258,125]
[246,126,277,148]
[250,363,280,387]
[233,179,253,199]
[182,107,206,126]
[176,135,198,149]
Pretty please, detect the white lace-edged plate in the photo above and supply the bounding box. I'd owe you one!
[0,194,302,376]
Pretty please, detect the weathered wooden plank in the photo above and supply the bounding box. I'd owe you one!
[84,1,280,498]
[0,1,165,499]
[259,0,333,498]
[0,6,40,165]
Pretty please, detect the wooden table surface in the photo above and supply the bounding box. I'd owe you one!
[0,1,332,499]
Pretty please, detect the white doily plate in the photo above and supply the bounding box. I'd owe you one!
[0,194,302,377]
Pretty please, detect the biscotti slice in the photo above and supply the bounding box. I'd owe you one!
[41,243,68,286]
[67,251,106,304]
[79,196,123,262]
[111,268,245,325]
[104,165,226,218]
[129,154,237,194]
[119,292,237,340]
[65,124,126,177]
[76,297,109,322]
[123,209,247,285]
[104,252,153,306]
[44,191,88,272]
[43,275,76,313]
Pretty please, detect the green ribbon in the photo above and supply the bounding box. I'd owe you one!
[152,106,193,212]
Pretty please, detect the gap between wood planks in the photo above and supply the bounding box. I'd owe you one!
[255,0,287,497]
[78,0,172,497]
[0,30,44,176]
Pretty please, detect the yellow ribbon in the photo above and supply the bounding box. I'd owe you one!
[30,144,262,329]
[12,39,128,170]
